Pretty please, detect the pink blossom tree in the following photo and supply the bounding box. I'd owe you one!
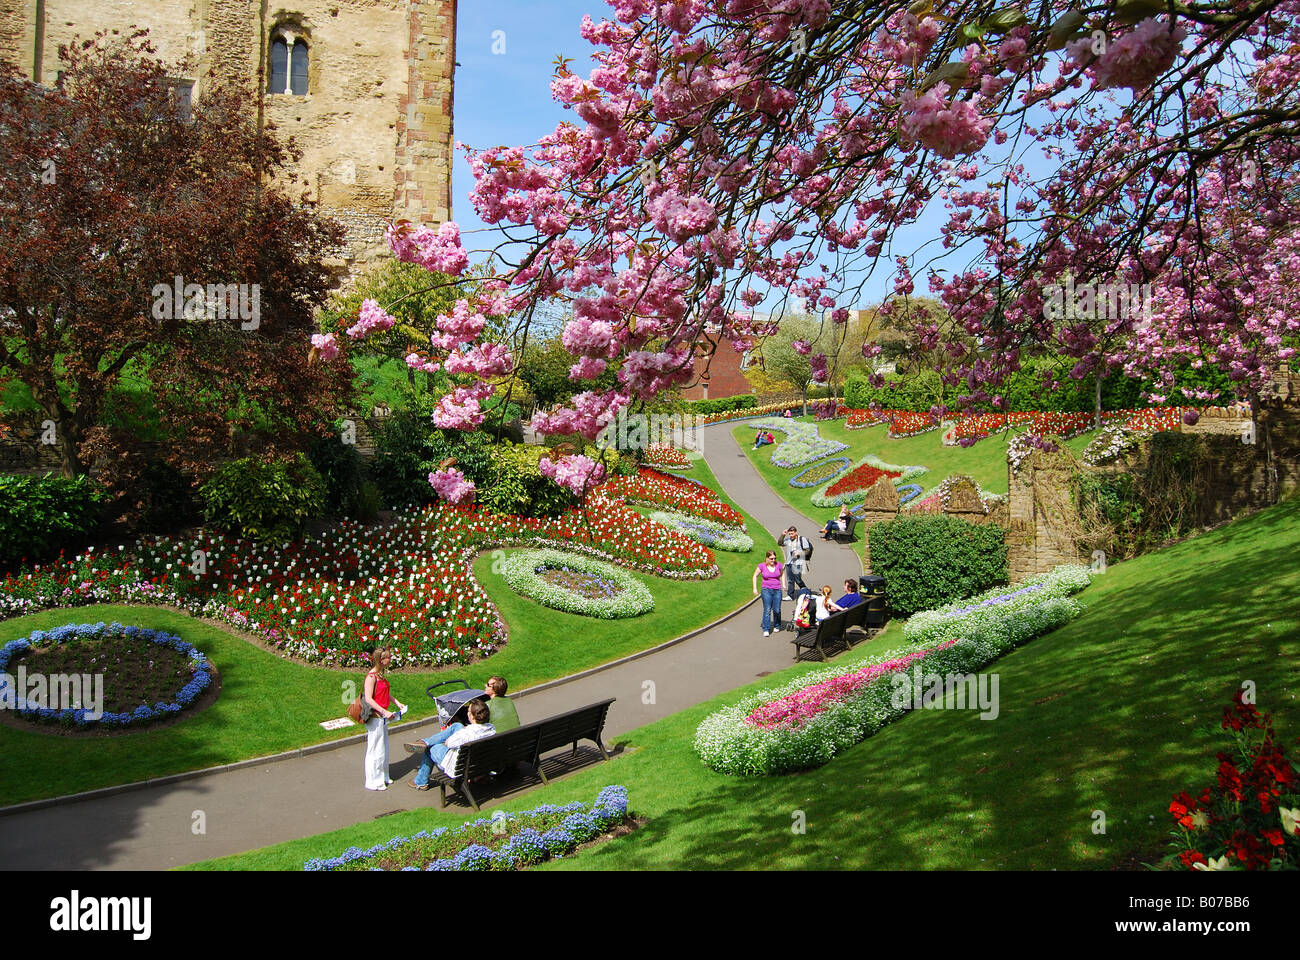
[344,1,1300,503]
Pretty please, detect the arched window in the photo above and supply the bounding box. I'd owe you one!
[290,40,309,95]
[268,38,287,94]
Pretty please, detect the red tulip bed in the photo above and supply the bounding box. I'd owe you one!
[838,406,1198,445]
[596,467,745,527]
[824,463,902,500]
[1102,405,1192,434]
[642,442,692,470]
[0,495,719,669]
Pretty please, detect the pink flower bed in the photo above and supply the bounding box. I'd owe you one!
[744,640,959,730]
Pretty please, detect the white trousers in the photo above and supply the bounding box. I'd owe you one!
[363,716,389,789]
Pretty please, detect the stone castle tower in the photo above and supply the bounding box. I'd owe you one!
[0,0,456,283]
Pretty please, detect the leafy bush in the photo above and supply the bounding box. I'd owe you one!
[354,480,383,523]
[308,432,365,518]
[132,459,200,533]
[199,454,327,542]
[480,443,581,518]
[0,474,106,567]
[868,514,1008,618]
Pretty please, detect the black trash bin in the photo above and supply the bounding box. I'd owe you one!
[859,574,886,596]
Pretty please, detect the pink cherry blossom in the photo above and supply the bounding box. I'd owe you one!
[310,333,339,362]
[348,299,397,340]
[428,467,476,505]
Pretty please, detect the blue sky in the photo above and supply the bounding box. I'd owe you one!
[450,2,1068,311]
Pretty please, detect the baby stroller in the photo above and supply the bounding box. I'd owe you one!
[424,679,488,730]
[789,588,815,633]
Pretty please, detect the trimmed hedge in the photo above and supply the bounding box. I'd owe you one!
[868,513,1008,618]
[0,473,105,567]
[844,356,1235,413]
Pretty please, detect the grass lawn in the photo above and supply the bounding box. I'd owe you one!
[188,493,1300,870]
[0,457,760,806]
[734,417,1097,530]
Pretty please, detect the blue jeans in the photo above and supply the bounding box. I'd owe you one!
[786,565,807,595]
[760,587,782,632]
[413,722,463,786]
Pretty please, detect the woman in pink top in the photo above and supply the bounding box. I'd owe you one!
[752,550,785,636]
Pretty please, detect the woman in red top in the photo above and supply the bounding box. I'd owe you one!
[362,646,407,791]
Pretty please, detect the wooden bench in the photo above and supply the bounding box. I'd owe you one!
[424,699,615,811]
[792,608,851,662]
[828,515,860,543]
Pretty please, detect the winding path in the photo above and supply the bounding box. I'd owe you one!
[0,420,863,870]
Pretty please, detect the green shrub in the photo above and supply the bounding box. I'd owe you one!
[868,514,1008,618]
[683,395,759,415]
[354,480,383,523]
[308,432,365,518]
[0,474,106,567]
[199,454,327,542]
[133,460,200,533]
[480,443,581,518]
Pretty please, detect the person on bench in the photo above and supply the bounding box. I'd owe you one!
[407,699,495,791]
[822,505,852,540]
[835,578,863,609]
[485,675,520,732]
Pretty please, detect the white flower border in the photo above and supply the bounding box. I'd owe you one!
[648,510,754,552]
[694,563,1094,776]
[499,548,655,619]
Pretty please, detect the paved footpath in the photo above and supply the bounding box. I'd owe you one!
[0,420,862,870]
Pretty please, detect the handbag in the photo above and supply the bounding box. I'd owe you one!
[347,692,373,724]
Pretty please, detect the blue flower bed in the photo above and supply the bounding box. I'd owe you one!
[897,483,923,504]
[789,457,851,489]
[0,622,213,728]
[304,785,631,871]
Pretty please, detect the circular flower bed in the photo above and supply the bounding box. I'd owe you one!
[810,454,926,507]
[499,549,654,619]
[789,457,850,488]
[648,510,753,552]
[0,622,214,729]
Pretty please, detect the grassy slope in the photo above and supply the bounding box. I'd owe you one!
[191,494,1300,870]
[735,417,1095,529]
[0,458,759,806]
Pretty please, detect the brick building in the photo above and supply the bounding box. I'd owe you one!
[0,0,456,285]
[681,342,755,401]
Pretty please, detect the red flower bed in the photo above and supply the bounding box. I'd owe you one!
[596,467,744,526]
[887,411,939,438]
[824,463,901,499]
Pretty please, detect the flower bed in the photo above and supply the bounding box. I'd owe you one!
[789,457,851,488]
[596,467,744,526]
[0,622,213,728]
[304,785,630,871]
[902,564,1093,647]
[695,563,1093,776]
[810,454,926,508]
[747,417,849,468]
[908,474,1001,513]
[897,483,923,504]
[701,401,797,425]
[888,410,940,438]
[949,410,1094,444]
[1081,422,1138,466]
[0,497,717,669]
[499,549,654,618]
[642,443,692,470]
[1168,694,1299,871]
[648,510,754,552]
[843,407,888,429]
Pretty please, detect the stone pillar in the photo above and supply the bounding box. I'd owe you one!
[857,479,900,569]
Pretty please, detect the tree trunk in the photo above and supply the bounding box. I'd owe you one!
[1093,375,1103,431]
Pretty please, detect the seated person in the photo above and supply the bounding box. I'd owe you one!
[815,584,846,622]
[835,578,863,609]
[407,699,496,790]
[822,505,852,540]
[485,675,520,731]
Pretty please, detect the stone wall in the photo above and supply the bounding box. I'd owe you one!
[0,0,456,286]
[1004,387,1300,581]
